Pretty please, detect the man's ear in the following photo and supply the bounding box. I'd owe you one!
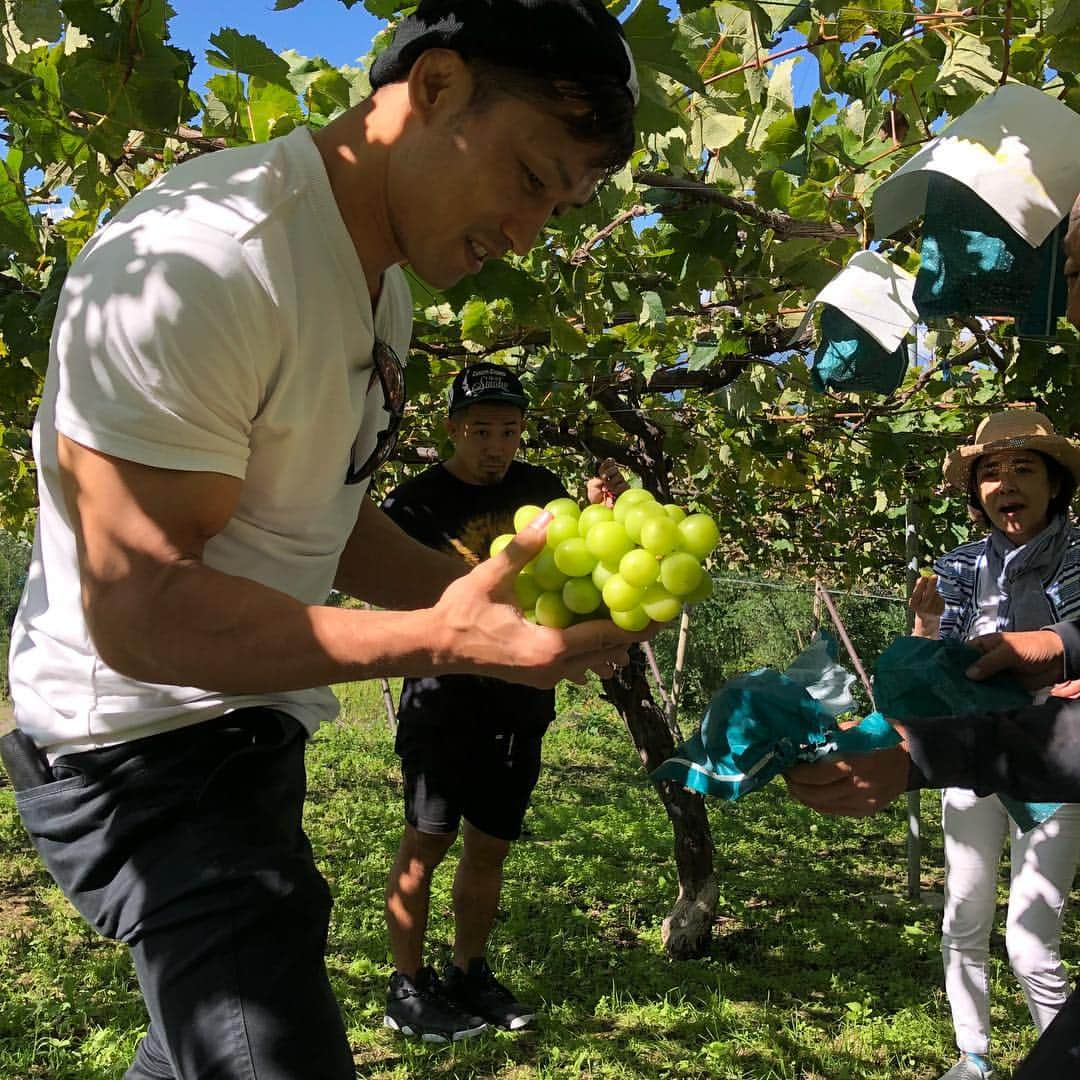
[407,48,472,122]
[444,414,459,441]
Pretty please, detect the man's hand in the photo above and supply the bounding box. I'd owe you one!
[428,511,654,687]
[784,744,912,817]
[908,573,944,639]
[964,629,1065,689]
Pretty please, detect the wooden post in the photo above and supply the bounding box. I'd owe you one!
[379,678,398,733]
[904,496,924,901]
[666,604,692,742]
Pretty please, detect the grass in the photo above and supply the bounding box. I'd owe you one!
[0,677,1072,1078]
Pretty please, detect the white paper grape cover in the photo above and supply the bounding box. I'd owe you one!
[872,83,1080,248]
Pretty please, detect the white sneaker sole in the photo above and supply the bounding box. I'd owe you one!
[384,1014,487,1042]
[507,1013,536,1031]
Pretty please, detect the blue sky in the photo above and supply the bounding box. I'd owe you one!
[169,0,384,91]
[168,2,819,106]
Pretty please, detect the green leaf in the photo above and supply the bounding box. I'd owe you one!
[747,58,795,151]
[1049,32,1080,73]
[246,78,302,142]
[639,291,666,328]
[1047,0,1080,36]
[460,298,494,346]
[0,157,37,258]
[623,0,706,93]
[937,36,998,98]
[207,28,293,92]
[687,343,719,371]
[550,316,588,355]
[694,108,746,152]
[274,0,305,8]
[2,0,62,62]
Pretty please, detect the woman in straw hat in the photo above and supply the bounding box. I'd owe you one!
[910,408,1080,1080]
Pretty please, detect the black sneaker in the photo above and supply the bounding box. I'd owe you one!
[443,958,536,1031]
[383,967,488,1043]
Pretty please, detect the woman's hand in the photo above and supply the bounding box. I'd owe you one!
[908,573,944,639]
[586,458,630,507]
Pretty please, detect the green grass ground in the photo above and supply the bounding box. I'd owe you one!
[0,679,1072,1078]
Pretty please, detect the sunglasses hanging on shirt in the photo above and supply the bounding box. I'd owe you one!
[345,338,406,485]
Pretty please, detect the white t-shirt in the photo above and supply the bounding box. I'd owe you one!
[9,127,413,758]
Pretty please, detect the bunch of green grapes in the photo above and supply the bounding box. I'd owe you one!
[489,488,719,630]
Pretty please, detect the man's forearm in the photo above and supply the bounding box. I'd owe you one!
[334,497,465,608]
[1051,620,1080,680]
[90,557,446,693]
[905,697,1080,801]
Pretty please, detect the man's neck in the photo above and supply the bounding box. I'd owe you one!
[442,457,513,486]
[312,95,406,304]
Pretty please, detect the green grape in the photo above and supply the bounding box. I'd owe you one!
[489,533,514,558]
[531,549,568,592]
[639,515,681,557]
[611,605,650,631]
[640,583,681,623]
[585,520,634,564]
[577,503,614,536]
[678,513,720,559]
[513,573,542,610]
[612,487,654,522]
[660,551,704,597]
[523,609,537,624]
[685,572,714,605]
[623,501,666,543]
[591,561,618,591]
[535,591,574,629]
[553,537,598,578]
[619,547,660,588]
[663,503,687,523]
[513,503,545,533]
[601,573,644,612]
[544,514,581,550]
[562,576,602,615]
[544,497,581,519]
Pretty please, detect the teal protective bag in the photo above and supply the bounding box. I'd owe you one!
[874,636,1060,832]
[914,173,1066,329]
[810,305,909,395]
[652,634,900,799]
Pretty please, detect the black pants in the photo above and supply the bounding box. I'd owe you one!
[1013,978,1080,1078]
[15,709,355,1079]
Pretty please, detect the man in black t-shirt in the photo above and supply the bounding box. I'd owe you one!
[379,362,612,1042]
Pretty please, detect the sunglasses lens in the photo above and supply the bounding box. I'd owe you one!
[375,340,405,413]
[345,341,406,484]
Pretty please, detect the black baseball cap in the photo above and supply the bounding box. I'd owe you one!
[368,0,639,106]
[448,363,530,415]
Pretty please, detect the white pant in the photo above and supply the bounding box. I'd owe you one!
[941,788,1080,1056]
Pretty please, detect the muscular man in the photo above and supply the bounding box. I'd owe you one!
[3,3,646,1076]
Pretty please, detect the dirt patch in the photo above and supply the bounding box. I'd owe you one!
[0,878,39,936]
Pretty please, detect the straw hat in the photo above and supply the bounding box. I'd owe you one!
[943,409,1080,489]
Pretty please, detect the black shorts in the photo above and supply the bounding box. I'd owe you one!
[396,720,544,842]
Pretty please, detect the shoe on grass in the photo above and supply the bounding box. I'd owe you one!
[383,967,488,1043]
[938,1056,994,1080]
[443,958,536,1031]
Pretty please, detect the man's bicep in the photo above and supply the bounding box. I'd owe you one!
[57,434,241,588]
